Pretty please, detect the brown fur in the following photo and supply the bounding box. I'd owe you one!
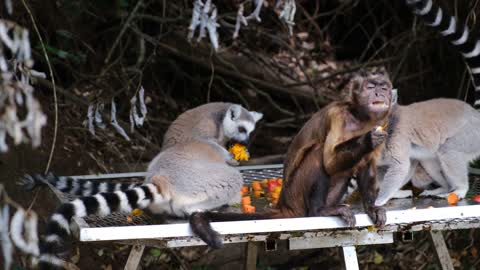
[278,100,389,219]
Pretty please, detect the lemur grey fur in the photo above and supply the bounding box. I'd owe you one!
[375,98,480,206]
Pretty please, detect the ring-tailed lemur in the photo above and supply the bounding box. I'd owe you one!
[25,103,263,270]
[369,0,480,206]
[22,102,262,196]
[405,0,480,108]
[374,98,480,206]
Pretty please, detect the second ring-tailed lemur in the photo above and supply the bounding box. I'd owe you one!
[24,102,263,269]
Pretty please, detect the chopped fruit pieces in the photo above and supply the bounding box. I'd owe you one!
[251,181,262,191]
[260,179,268,188]
[228,143,250,161]
[239,177,284,209]
[267,181,279,192]
[241,186,249,196]
[242,205,256,213]
[474,195,480,203]
[241,196,251,205]
[130,208,143,216]
[447,192,459,205]
[253,190,264,198]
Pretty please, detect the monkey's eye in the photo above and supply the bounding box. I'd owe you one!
[238,126,247,133]
[367,83,375,89]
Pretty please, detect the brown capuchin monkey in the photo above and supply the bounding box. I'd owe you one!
[189,68,396,249]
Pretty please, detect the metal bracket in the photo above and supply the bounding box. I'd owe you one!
[341,246,360,270]
[288,230,394,250]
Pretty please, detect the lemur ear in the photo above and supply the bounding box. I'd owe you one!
[391,89,398,105]
[249,111,263,122]
[227,104,242,121]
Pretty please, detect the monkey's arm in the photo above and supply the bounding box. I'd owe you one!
[297,146,356,226]
[357,162,386,227]
[324,115,387,176]
[323,131,374,175]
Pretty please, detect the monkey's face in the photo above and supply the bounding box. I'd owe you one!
[356,75,393,119]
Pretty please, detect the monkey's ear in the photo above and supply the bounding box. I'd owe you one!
[227,104,242,121]
[249,111,263,122]
[391,89,398,105]
[344,74,363,98]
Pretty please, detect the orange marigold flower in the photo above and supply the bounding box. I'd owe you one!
[228,143,250,161]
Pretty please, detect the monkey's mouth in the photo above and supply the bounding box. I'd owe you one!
[369,100,389,111]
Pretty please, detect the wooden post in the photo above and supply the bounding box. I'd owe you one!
[124,244,145,270]
[244,241,258,270]
[341,246,360,270]
[429,231,454,270]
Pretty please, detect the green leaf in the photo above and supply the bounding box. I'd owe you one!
[373,251,383,265]
[149,248,162,257]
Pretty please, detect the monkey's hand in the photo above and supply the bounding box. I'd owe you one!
[369,128,387,148]
[366,206,386,228]
[318,205,356,227]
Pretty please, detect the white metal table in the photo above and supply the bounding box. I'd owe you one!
[49,164,480,270]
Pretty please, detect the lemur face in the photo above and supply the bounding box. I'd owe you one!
[223,104,263,145]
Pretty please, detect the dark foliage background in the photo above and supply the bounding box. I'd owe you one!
[1,0,480,269]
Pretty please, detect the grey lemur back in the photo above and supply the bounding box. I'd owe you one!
[162,102,263,150]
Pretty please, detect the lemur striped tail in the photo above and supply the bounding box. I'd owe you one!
[19,173,140,196]
[38,183,163,270]
[405,0,480,108]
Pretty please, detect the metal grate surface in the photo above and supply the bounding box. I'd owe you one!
[52,165,480,229]
[239,166,283,184]
[54,166,284,228]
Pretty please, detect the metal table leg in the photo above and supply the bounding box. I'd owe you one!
[124,244,145,270]
[341,246,360,270]
[245,241,258,270]
[429,231,454,270]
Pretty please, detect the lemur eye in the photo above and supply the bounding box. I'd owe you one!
[238,126,247,133]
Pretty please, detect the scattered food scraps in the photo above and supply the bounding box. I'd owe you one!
[241,196,251,205]
[447,192,459,205]
[242,204,255,213]
[130,208,143,216]
[251,181,262,191]
[241,186,249,196]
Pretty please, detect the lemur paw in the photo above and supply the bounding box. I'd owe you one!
[226,157,240,166]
